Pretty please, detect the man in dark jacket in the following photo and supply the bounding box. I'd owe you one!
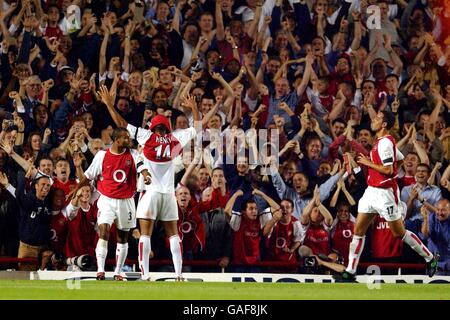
[0,171,52,271]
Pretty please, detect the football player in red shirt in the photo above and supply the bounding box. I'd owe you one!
[80,127,147,280]
[335,111,437,281]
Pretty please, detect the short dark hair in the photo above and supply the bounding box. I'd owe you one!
[242,199,257,211]
[417,163,431,173]
[281,198,294,208]
[406,152,420,161]
[55,158,69,166]
[39,156,53,165]
[385,73,399,82]
[381,110,395,130]
[211,167,224,175]
[332,118,346,126]
[111,127,129,142]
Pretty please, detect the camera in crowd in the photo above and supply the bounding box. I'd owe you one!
[39,249,94,271]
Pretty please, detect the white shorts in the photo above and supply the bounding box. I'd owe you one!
[97,195,136,231]
[358,186,403,222]
[136,190,178,221]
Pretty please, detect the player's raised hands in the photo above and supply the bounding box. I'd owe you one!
[234,189,244,197]
[97,85,115,108]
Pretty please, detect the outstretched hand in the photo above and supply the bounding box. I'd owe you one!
[97,85,114,108]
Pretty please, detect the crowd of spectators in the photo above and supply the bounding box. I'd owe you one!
[0,0,449,275]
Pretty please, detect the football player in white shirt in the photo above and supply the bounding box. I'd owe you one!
[98,86,218,281]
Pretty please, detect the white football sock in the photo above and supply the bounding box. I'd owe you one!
[402,230,433,262]
[139,235,151,279]
[345,235,365,274]
[95,238,108,273]
[114,243,128,275]
[169,235,183,277]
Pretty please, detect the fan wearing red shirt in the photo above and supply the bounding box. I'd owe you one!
[335,111,437,281]
[224,189,281,272]
[331,202,355,265]
[49,188,68,257]
[175,186,205,265]
[265,199,302,271]
[44,5,64,40]
[81,127,147,281]
[63,181,98,260]
[299,187,334,258]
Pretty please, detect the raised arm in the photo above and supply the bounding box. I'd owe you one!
[384,34,403,76]
[350,11,362,51]
[314,187,333,227]
[97,85,128,128]
[427,162,442,186]
[172,0,185,34]
[253,188,281,213]
[0,141,37,178]
[180,149,202,186]
[215,0,225,41]
[224,189,244,218]
[420,206,430,238]
[99,21,110,77]
[329,178,342,208]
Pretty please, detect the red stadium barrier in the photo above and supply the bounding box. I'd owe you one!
[0,257,426,270]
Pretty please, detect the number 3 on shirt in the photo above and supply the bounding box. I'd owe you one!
[155,144,171,160]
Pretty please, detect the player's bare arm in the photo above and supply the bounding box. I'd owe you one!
[97,85,128,128]
[357,153,394,176]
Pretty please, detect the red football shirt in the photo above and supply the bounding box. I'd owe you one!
[64,201,98,258]
[302,223,331,256]
[265,217,301,263]
[49,211,68,254]
[331,220,354,264]
[84,149,138,199]
[367,135,400,189]
[177,203,205,253]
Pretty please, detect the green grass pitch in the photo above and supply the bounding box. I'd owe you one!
[0,280,449,300]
